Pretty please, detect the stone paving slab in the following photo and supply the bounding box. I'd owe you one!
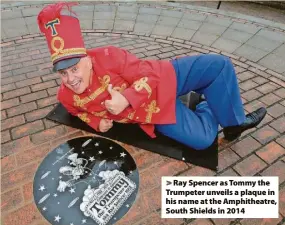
[1,1,285,28]
[229,22,261,35]
[171,27,196,40]
[182,12,207,22]
[259,54,285,74]
[191,31,220,46]
[234,44,269,63]
[1,9,22,19]
[256,29,285,42]
[1,2,284,75]
[212,37,242,53]
[273,44,285,58]
[1,2,285,225]
[2,17,28,37]
[246,35,283,52]
[178,19,202,30]
[133,23,155,35]
[221,28,254,43]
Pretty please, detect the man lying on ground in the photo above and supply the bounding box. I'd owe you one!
[37,2,267,151]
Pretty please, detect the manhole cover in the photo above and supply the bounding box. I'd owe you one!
[33,136,139,225]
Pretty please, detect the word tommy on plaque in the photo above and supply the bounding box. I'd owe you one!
[80,170,136,225]
[33,136,139,225]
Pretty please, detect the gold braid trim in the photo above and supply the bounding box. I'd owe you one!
[117,111,136,123]
[127,111,136,120]
[78,113,90,123]
[91,111,107,117]
[117,118,129,123]
[113,83,127,93]
[51,48,86,62]
[133,77,152,98]
[73,95,91,108]
[145,100,160,123]
[73,75,111,108]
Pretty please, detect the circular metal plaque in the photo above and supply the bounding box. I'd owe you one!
[33,136,139,225]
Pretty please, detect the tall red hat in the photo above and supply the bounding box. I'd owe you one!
[37,2,87,71]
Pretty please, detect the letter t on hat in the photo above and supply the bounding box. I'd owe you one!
[37,2,87,71]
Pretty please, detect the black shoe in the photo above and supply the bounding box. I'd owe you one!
[188,92,206,110]
[223,107,267,141]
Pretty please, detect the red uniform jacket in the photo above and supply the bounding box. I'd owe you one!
[57,46,177,138]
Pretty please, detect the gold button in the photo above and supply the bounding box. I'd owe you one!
[136,116,139,119]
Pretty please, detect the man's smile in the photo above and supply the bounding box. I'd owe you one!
[69,80,81,89]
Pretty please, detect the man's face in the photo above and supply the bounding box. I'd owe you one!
[58,57,92,94]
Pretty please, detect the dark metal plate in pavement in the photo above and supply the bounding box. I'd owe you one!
[33,136,139,225]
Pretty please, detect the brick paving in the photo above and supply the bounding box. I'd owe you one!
[1,2,285,225]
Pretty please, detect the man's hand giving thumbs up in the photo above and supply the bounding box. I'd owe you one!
[105,84,130,115]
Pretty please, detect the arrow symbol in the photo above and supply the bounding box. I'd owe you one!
[166,181,172,186]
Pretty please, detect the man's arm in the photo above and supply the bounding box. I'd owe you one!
[108,46,160,110]
[76,111,102,132]
[58,93,102,132]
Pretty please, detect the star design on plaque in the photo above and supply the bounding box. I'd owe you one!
[69,188,75,194]
[33,136,139,225]
[54,215,61,222]
[39,185,46,191]
[89,156,95,162]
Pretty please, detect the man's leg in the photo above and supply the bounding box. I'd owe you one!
[156,100,218,150]
[172,54,246,126]
[171,54,266,140]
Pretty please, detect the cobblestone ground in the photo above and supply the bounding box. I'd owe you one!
[1,2,285,225]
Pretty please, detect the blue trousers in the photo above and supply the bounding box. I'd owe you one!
[155,54,246,150]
